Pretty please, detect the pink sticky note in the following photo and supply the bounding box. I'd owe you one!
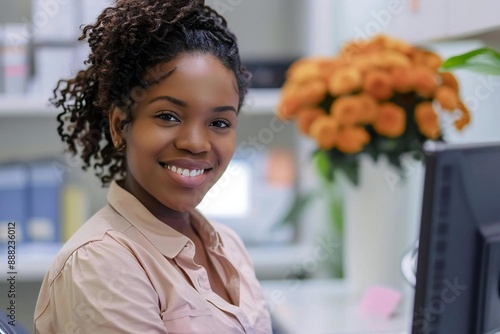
[358,285,402,318]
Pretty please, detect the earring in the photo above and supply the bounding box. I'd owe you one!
[114,139,126,152]
[116,141,126,152]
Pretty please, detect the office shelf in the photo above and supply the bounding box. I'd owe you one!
[0,94,57,117]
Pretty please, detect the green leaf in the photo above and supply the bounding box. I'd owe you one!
[440,47,500,75]
[314,150,334,183]
[387,153,402,170]
[328,190,344,235]
[341,160,360,186]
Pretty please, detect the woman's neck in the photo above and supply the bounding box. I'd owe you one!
[119,178,193,236]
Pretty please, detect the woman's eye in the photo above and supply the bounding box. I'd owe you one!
[210,119,231,129]
[156,112,180,122]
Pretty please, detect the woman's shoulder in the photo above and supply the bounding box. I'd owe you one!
[46,204,135,282]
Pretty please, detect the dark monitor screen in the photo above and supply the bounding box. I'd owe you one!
[412,141,500,334]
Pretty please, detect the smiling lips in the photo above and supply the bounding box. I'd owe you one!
[165,164,205,177]
[159,162,212,188]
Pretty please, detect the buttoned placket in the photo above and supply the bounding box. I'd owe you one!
[174,239,254,334]
[206,245,255,334]
[176,242,208,292]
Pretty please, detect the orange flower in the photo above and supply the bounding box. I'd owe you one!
[358,37,383,50]
[435,86,459,110]
[276,96,300,121]
[439,72,460,93]
[317,57,346,81]
[373,102,406,137]
[413,66,437,97]
[415,102,440,139]
[412,49,442,71]
[336,126,370,154]
[297,79,328,105]
[286,59,322,83]
[390,66,415,93]
[277,78,327,120]
[376,34,414,55]
[363,69,393,100]
[345,34,410,56]
[358,93,379,124]
[455,101,471,130]
[330,95,363,125]
[328,66,362,95]
[296,108,325,135]
[381,50,411,68]
[310,115,339,150]
[353,53,386,71]
[342,35,411,58]
[341,40,379,61]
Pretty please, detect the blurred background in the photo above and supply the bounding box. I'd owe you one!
[1,0,500,332]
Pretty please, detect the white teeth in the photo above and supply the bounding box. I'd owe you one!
[163,164,205,177]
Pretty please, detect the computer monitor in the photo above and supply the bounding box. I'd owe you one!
[412,141,500,334]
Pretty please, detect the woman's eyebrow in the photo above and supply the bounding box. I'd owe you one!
[149,95,187,108]
[149,95,237,113]
[213,105,237,113]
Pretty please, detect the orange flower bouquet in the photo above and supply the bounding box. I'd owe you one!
[277,34,470,185]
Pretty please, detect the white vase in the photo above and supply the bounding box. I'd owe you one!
[341,154,424,296]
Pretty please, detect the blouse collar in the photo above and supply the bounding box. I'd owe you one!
[107,180,223,258]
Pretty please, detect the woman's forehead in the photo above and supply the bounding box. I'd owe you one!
[142,54,238,93]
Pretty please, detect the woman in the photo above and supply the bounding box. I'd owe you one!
[34,1,272,333]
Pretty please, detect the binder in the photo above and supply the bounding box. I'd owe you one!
[0,164,29,244]
[61,183,89,241]
[26,162,61,242]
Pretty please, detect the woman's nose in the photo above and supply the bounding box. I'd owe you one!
[174,123,211,154]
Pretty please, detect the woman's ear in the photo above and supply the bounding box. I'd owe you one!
[109,106,127,151]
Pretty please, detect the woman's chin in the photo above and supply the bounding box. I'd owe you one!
[159,187,209,213]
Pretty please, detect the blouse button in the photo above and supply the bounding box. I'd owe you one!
[230,277,239,288]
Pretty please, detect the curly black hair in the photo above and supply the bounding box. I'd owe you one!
[52,0,251,187]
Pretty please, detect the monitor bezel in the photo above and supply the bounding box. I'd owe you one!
[412,140,500,334]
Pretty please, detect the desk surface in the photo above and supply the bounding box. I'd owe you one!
[260,279,414,334]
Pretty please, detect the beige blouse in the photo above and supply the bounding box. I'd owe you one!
[34,181,272,333]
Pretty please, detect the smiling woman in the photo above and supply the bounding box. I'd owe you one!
[33,1,272,333]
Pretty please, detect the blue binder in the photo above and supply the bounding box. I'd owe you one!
[27,162,61,242]
[0,164,29,244]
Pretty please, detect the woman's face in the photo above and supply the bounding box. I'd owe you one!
[112,53,239,213]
